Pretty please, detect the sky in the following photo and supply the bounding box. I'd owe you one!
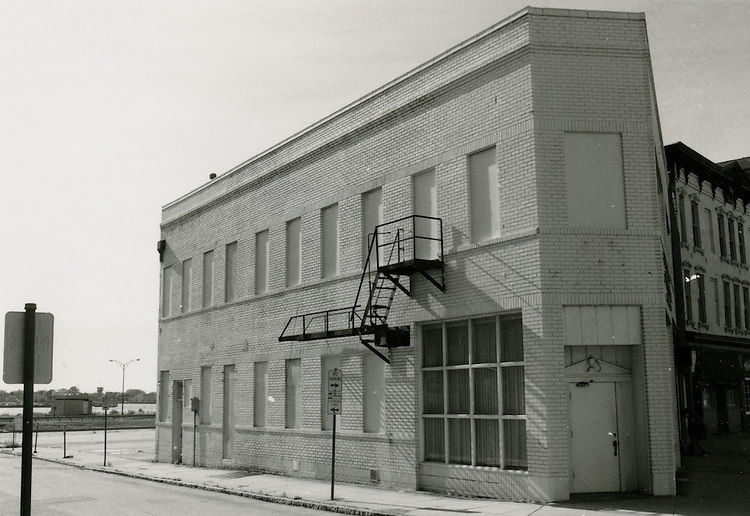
[1,0,748,393]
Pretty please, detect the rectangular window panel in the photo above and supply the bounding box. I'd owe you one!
[469,147,500,242]
[225,241,237,302]
[474,368,499,415]
[734,284,742,330]
[254,361,267,427]
[678,195,687,244]
[446,322,469,366]
[476,419,500,467]
[423,418,445,462]
[285,358,301,429]
[500,317,524,362]
[740,223,747,264]
[472,318,497,364]
[447,370,469,414]
[422,325,443,367]
[200,366,211,424]
[502,366,525,415]
[364,355,385,433]
[423,371,444,414]
[729,218,737,261]
[362,188,383,265]
[202,250,215,308]
[503,419,528,470]
[255,230,269,295]
[286,218,302,287]
[448,418,471,465]
[321,356,341,431]
[744,287,750,330]
[564,133,625,229]
[320,204,339,278]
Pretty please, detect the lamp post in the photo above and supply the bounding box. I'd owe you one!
[109,358,140,415]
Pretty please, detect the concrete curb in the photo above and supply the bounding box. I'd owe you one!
[19,451,395,516]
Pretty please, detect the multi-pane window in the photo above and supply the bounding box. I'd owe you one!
[724,280,732,328]
[321,204,340,278]
[254,361,268,427]
[697,274,707,324]
[422,314,526,470]
[734,284,742,330]
[712,278,720,325]
[182,258,192,313]
[678,195,687,244]
[202,250,215,308]
[684,270,693,322]
[718,214,727,259]
[255,230,269,295]
[200,366,212,424]
[161,266,174,317]
[743,286,750,330]
[705,208,715,254]
[691,201,702,249]
[225,241,238,302]
[286,218,302,287]
[729,218,737,261]
[285,359,301,429]
[469,147,501,241]
[739,223,747,265]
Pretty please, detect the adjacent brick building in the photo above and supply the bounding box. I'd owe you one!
[157,7,677,501]
[667,142,750,445]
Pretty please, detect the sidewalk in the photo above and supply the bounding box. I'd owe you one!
[3,435,748,516]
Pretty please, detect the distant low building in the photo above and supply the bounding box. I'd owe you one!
[52,395,92,416]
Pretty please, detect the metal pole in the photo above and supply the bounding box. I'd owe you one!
[34,422,38,454]
[121,366,125,415]
[21,302,36,516]
[193,411,197,467]
[103,407,108,467]
[63,425,67,458]
[330,413,336,500]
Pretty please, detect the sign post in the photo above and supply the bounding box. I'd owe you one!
[327,368,342,500]
[4,304,54,516]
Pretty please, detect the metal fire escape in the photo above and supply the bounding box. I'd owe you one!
[278,215,445,364]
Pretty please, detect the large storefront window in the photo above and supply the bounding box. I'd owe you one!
[422,314,526,470]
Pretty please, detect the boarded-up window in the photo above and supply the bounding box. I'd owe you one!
[254,361,267,427]
[413,169,439,260]
[181,258,192,313]
[469,148,500,242]
[202,250,215,308]
[362,188,383,264]
[364,355,385,433]
[286,218,301,287]
[200,366,211,424]
[321,204,339,278]
[255,230,269,295]
[564,133,625,229]
[225,241,237,302]
[285,359,301,429]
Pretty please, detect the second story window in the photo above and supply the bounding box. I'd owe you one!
[739,223,747,265]
[181,258,192,313]
[718,214,727,259]
[225,241,238,303]
[678,195,687,244]
[684,269,693,322]
[202,250,215,308]
[705,208,715,253]
[691,201,702,249]
[286,218,302,287]
[728,218,737,261]
[697,274,707,324]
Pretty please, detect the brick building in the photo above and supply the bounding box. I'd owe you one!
[667,142,750,445]
[157,7,677,501]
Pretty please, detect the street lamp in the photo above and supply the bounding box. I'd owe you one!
[109,358,140,415]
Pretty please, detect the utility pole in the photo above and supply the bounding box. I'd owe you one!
[109,358,139,414]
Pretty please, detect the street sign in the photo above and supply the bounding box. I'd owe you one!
[327,368,342,415]
[3,312,54,384]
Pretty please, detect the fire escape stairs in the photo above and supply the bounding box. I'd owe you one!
[278,215,445,364]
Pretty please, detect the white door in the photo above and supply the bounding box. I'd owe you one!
[570,382,620,492]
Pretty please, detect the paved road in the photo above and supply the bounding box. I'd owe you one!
[0,453,331,516]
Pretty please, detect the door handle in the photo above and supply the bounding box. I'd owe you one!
[609,432,618,456]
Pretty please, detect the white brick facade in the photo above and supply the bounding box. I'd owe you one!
[157,7,677,502]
